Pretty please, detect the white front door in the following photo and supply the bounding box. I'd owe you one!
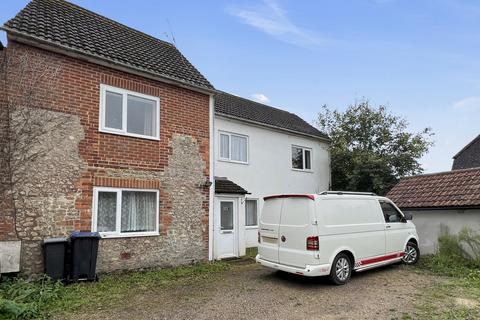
[214,197,239,259]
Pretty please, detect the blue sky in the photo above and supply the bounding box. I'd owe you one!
[2,0,480,173]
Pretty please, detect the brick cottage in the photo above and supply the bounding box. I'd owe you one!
[0,0,215,275]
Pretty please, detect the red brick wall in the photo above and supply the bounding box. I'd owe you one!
[0,47,17,241]
[4,41,211,273]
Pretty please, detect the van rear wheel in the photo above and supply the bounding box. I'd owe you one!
[329,253,352,285]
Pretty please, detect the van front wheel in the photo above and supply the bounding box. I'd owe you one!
[403,242,419,265]
[329,253,352,285]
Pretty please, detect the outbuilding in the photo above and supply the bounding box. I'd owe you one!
[387,168,480,254]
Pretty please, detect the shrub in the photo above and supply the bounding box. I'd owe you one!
[0,276,63,320]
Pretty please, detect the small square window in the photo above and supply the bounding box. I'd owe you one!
[292,146,312,171]
[219,132,248,164]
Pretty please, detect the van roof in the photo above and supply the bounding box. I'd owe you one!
[316,193,389,201]
[263,192,390,202]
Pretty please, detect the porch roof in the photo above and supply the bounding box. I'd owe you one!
[215,177,249,195]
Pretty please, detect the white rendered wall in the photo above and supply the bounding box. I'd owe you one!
[215,116,331,247]
[406,209,480,254]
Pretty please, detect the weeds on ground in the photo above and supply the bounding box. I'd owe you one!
[0,261,230,320]
[412,228,480,319]
[0,276,62,320]
[245,247,258,260]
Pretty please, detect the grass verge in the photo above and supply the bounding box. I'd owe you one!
[410,256,480,319]
[0,261,230,320]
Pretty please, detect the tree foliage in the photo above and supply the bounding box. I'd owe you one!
[316,100,434,195]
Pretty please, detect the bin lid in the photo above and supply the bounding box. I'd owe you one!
[70,231,101,239]
[43,237,68,244]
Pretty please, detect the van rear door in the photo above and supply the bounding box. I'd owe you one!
[278,196,318,268]
[258,197,283,263]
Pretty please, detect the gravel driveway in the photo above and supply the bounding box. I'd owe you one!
[65,261,437,320]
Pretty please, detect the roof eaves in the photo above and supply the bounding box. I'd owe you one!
[2,27,216,95]
[398,167,480,180]
[398,205,480,211]
[215,112,331,143]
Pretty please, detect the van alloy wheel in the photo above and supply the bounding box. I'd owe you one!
[336,257,350,281]
[403,242,419,265]
[329,253,352,285]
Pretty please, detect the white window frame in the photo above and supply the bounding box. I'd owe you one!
[218,131,249,164]
[92,187,160,238]
[291,145,313,172]
[99,84,160,140]
[245,198,258,228]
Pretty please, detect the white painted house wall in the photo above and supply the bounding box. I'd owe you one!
[407,209,480,254]
[214,116,331,249]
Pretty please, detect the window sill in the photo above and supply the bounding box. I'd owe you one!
[99,231,160,239]
[245,225,258,230]
[218,158,249,165]
[99,128,160,141]
[291,168,314,173]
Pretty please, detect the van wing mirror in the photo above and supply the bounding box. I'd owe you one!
[403,212,413,221]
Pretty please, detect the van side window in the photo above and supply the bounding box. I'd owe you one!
[379,202,403,223]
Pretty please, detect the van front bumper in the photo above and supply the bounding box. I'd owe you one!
[255,255,331,277]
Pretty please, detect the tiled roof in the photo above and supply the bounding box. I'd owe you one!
[452,134,480,170]
[215,91,330,140]
[215,177,248,195]
[387,168,480,209]
[2,0,213,91]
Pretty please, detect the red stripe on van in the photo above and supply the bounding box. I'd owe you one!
[358,252,405,266]
[263,194,315,201]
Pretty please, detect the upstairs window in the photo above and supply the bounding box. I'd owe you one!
[100,85,160,140]
[219,131,248,163]
[292,146,312,171]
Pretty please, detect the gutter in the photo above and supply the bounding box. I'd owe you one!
[2,28,217,96]
[208,95,215,260]
[215,113,331,144]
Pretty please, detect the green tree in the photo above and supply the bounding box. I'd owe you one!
[316,100,434,195]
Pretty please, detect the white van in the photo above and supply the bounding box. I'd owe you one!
[256,191,419,285]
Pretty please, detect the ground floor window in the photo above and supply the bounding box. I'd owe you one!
[245,199,258,227]
[93,187,159,237]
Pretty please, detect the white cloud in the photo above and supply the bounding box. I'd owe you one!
[453,96,480,111]
[227,0,322,46]
[251,93,270,104]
